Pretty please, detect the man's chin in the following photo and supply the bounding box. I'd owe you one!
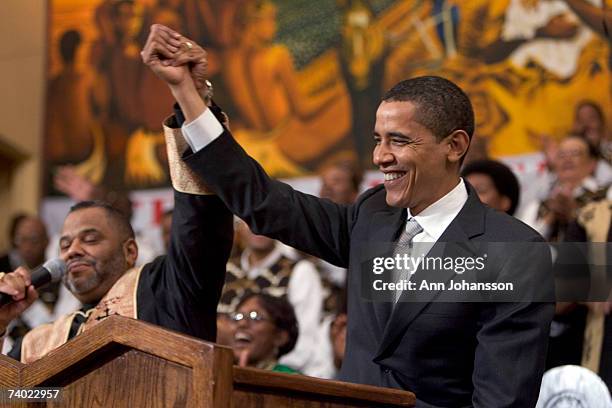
[65,277,100,296]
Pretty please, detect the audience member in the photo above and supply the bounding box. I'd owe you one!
[231,293,299,373]
[519,135,606,241]
[218,220,324,376]
[0,214,75,354]
[461,159,521,215]
[319,161,362,206]
[0,214,29,272]
[1,215,49,271]
[330,312,347,373]
[572,100,612,186]
[549,189,612,390]
[315,289,348,379]
[317,161,361,314]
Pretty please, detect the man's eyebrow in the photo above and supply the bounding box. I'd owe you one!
[387,131,411,140]
[60,228,100,242]
[373,131,412,139]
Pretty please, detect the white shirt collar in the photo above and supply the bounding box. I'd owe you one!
[406,178,468,242]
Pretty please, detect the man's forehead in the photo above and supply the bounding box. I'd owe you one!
[375,100,425,129]
[62,207,111,234]
[17,217,46,233]
[377,100,417,117]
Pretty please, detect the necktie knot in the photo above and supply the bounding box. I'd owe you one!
[397,217,423,247]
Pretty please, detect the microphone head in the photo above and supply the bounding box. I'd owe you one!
[42,258,67,282]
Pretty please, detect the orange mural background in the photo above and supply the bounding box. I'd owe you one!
[45,0,611,193]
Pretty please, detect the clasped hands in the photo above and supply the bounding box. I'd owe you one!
[141,24,209,94]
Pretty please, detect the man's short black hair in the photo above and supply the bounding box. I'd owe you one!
[69,201,135,241]
[383,76,475,143]
[237,293,299,359]
[461,160,520,216]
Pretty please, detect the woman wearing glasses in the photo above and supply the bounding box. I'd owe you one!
[230,293,300,374]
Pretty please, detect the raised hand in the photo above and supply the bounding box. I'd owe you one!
[142,24,208,122]
[54,165,99,202]
[238,348,250,367]
[141,24,192,88]
[169,37,209,91]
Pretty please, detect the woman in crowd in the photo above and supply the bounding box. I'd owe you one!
[230,293,300,374]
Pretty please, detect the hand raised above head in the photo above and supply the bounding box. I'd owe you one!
[169,38,209,91]
[141,24,193,88]
[54,165,98,202]
[142,24,210,121]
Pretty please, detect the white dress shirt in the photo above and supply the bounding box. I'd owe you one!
[396,180,468,292]
[408,179,468,244]
[182,108,224,151]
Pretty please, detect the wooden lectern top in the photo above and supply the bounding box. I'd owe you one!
[0,316,415,407]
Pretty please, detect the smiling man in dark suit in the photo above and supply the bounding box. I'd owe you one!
[142,24,554,408]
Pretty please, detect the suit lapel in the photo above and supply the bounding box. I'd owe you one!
[368,207,406,334]
[373,185,486,360]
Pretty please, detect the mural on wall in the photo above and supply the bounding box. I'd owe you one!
[45,0,611,193]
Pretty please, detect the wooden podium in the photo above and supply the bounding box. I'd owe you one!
[0,316,415,407]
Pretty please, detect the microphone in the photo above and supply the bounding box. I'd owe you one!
[0,258,66,307]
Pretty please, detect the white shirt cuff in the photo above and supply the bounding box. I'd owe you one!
[181,108,224,152]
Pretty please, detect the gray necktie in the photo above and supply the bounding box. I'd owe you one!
[392,217,423,303]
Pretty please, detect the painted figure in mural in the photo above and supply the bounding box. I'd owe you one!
[88,0,145,189]
[449,0,609,156]
[383,0,610,158]
[88,0,186,188]
[45,0,610,195]
[46,29,106,188]
[338,0,387,169]
[221,0,352,177]
[559,0,611,64]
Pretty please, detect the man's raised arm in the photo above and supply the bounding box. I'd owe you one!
[141,25,359,268]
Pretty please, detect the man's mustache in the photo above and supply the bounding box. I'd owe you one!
[66,258,96,270]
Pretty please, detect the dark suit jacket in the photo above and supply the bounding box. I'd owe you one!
[182,127,554,407]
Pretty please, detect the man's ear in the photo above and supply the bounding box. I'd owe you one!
[500,196,511,213]
[446,130,471,165]
[123,238,139,268]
